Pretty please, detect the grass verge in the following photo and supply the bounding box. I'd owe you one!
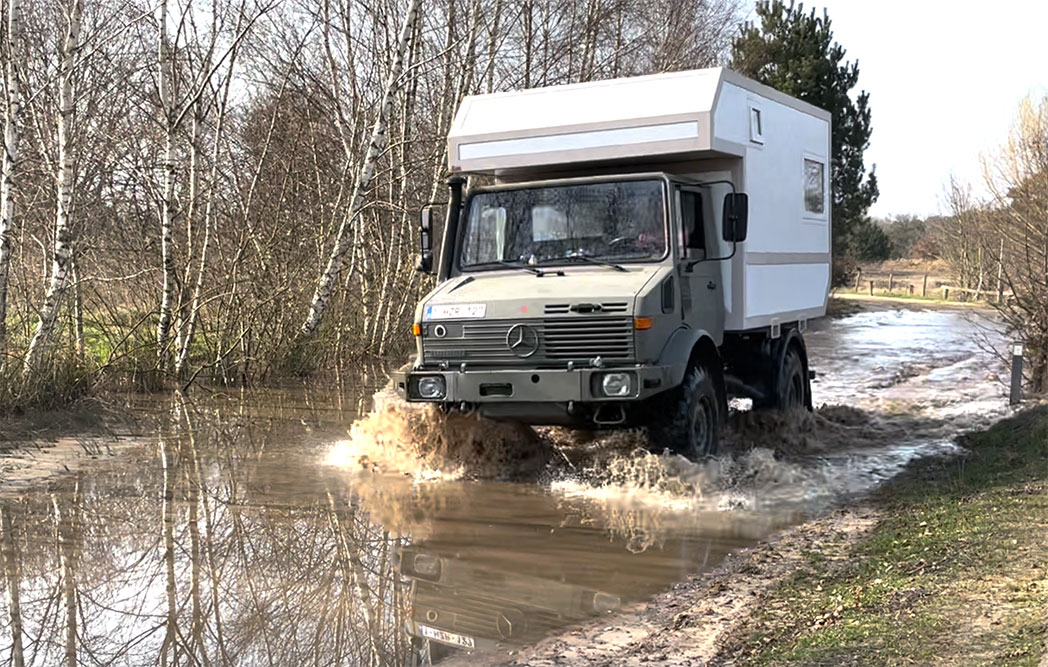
[724,406,1048,666]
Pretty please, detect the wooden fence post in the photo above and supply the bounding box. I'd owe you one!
[922,274,928,297]
[854,269,862,292]
[888,273,894,292]
[869,280,875,296]
[943,287,950,301]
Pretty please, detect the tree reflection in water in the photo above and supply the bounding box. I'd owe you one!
[0,385,792,666]
[0,394,413,667]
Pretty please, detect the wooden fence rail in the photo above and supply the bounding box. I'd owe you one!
[849,272,1013,303]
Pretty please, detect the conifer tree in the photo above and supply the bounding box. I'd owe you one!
[732,1,878,263]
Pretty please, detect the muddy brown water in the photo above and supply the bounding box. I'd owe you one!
[0,304,1012,666]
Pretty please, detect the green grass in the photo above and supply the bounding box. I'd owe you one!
[732,407,1048,666]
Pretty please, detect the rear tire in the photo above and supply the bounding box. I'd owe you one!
[754,343,809,412]
[779,346,807,411]
[647,364,721,459]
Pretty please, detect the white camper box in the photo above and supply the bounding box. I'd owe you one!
[446,67,832,332]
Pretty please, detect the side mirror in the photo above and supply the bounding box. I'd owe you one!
[416,206,434,274]
[722,193,748,243]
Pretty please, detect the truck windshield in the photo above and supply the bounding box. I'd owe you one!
[459,180,666,269]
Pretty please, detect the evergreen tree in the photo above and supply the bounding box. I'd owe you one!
[731,1,878,262]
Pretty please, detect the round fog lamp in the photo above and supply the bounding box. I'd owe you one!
[417,376,446,399]
[601,372,632,397]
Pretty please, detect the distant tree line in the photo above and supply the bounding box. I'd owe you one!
[845,214,935,262]
[0,0,743,408]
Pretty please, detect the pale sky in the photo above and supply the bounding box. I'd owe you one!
[755,1,1048,218]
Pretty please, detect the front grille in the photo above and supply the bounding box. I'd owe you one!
[543,302,629,315]
[422,316,634,367]
[413,581,570,643]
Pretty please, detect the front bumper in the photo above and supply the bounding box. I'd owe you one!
[393,364,672,423]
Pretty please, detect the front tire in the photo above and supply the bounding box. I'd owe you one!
[647,364,721,459]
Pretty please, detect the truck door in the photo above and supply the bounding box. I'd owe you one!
[675,185,724,338]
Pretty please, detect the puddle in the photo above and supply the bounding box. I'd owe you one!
[0,305,1015,665]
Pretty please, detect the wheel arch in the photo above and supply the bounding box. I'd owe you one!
[657,327,723,387]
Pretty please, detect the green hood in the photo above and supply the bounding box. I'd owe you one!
[418,266,668,321]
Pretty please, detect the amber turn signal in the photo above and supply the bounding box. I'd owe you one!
[633,316,653,330]
[412,323,422,336]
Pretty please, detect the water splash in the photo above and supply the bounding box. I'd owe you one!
[325,387,550,481]
[328,383,976,516]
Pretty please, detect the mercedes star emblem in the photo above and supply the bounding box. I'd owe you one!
[506,323,540,358]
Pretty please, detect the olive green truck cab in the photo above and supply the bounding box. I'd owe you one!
[395,68,831,457]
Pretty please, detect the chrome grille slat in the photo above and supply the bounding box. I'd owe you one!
[422,316,635,366]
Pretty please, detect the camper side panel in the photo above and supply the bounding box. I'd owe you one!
[713,82,831,331]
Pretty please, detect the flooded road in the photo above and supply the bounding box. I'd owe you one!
[0,304,1011,666]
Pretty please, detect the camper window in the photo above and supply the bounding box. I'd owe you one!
[749,107,764,144]
[804,158,825,215]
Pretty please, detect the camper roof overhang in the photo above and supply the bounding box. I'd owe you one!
[447,67,826,175]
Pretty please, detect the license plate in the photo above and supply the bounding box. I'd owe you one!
[417,624,476,649]
[424,303,486,321]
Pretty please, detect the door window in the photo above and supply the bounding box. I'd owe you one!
[681,190,705,251]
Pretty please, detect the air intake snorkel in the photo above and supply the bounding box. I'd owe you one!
[438,175,466,281]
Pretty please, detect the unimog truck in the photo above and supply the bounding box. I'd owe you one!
[395,68,831,458]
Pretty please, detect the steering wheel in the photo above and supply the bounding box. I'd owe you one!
[607,236,635,248]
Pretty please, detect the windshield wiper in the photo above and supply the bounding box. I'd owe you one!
[560,253,628,272]
[492,259,563,277]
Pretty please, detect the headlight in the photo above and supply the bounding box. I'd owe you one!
[416,375,446,399]
[601,372,632,397]
[411,553,442,579]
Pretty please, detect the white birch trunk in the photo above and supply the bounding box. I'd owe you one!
[173,111,201,365]
[156,0,177,368]
[369,20,419,352]
[23,0,82,374]
[0,0,25,365]
[298,0,422,341]
[176,92,231,377]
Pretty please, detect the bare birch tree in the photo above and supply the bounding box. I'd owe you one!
[154,0,178,369]
[298,0,422,342]
[0,0,24,368]
[0,0,743,404]
[22,0,83,374]
[941,95,1048,393]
